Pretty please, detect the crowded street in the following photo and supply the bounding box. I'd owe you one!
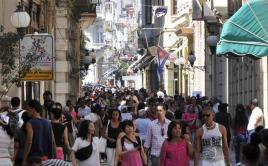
[1,0,268,166]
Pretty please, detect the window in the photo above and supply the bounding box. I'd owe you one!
[145,0,152,25]
[172,0,177,15]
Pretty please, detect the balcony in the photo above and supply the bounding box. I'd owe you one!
[75,0,98,29]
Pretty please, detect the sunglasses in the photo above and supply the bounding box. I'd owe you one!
[202,114,211,118]
[52,103,62,110]
[161,128,164,136]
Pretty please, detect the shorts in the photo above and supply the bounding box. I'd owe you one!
[236,133,247,143]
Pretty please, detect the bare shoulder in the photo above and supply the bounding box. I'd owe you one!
[218,124,226,133]
[195,127,203,137]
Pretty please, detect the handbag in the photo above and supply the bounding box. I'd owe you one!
[75,138,93,161]
[99,137,107,153]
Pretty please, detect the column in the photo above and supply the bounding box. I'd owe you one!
[55,7,69,105]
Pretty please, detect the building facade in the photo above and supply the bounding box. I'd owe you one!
[0,0,92,107]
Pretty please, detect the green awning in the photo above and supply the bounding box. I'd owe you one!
[216,0,268,57]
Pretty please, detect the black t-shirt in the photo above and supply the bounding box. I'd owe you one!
[107,122,122,148]
[215,112,231,132]
[15,128,26,162]
[51,122,66,147]
[63,113,73,133]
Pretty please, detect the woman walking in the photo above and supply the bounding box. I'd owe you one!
[115,120,147,166]
[14,112,31,166]
[72,120,100,166]
[0,116,14,166]
[233,104,248,165]
[102,109,122,166]
[50,103,72,160]
[160,120,193,166]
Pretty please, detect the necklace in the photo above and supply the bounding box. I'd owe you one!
[205,122,215,129]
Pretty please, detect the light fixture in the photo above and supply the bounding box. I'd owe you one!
[174,59,180,66]
[207,35,218,55]
[10,0,31,38]
[207,35,218,46]
[137,48,147,56]
[83,50,92,70]
[165,59,171,68]
[174,57,186,66]
[188,53,196,67]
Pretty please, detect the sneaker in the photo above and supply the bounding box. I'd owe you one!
[236,162,242,166]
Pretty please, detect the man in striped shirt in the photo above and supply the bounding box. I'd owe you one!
[144,103,171,166]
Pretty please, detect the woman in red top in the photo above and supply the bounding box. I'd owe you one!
[160,120,193,166]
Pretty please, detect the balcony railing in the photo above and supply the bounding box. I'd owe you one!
[75,0,97,14]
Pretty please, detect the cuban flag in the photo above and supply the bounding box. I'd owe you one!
[156,46,170,82]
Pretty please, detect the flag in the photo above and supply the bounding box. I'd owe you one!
[153,6,168,17]
[156,46,170,82]
[152,6,168,24]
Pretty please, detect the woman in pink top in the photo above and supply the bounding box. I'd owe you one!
[160,120,193,166]
[115,120,147,166]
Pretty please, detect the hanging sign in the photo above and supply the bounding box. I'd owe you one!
[19,34,54,80]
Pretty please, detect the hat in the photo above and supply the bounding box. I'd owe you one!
[251,98,258,104]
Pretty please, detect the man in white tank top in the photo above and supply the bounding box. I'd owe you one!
[194,107,230,166]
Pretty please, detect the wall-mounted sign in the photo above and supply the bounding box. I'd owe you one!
[20,34,53,80]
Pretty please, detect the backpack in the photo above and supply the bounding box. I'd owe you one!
[7,109,23,135]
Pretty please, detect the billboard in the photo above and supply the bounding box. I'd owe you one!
[19,34,53,80]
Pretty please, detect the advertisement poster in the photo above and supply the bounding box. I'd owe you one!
[20,35,53,80]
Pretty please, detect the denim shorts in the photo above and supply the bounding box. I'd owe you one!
[236,133,247,143]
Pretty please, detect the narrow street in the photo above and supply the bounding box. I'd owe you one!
[1,0,268,166]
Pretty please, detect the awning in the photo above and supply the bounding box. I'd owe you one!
[136,56,155,69]
[127,54,148,72]
[103,67,119,78]
[129,54,155,72]
[127,47,156,73]
[216,0,268,57]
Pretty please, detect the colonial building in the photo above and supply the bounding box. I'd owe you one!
[0,0,94,106]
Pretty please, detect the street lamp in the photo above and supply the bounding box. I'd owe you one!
[174,57,186,96]
[188,53,196,67]
[207,35,218,55]
[165,59,171,68]
[10,0,31,38]
[188,52,205,71]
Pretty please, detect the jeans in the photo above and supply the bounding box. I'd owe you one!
[149,155,160,166]
[247,129,254,144]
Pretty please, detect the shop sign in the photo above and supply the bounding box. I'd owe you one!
[20,34,54,80]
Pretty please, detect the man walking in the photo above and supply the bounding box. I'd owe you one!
[194,107,230,166]
[144,103,171,166]
[247,98,264,143]
[22,100,56,166]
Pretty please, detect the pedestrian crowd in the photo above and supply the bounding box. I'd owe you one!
[0,87,267,166]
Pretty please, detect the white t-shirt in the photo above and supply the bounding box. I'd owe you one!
[72,137,100,166]
[247,107,264,130]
